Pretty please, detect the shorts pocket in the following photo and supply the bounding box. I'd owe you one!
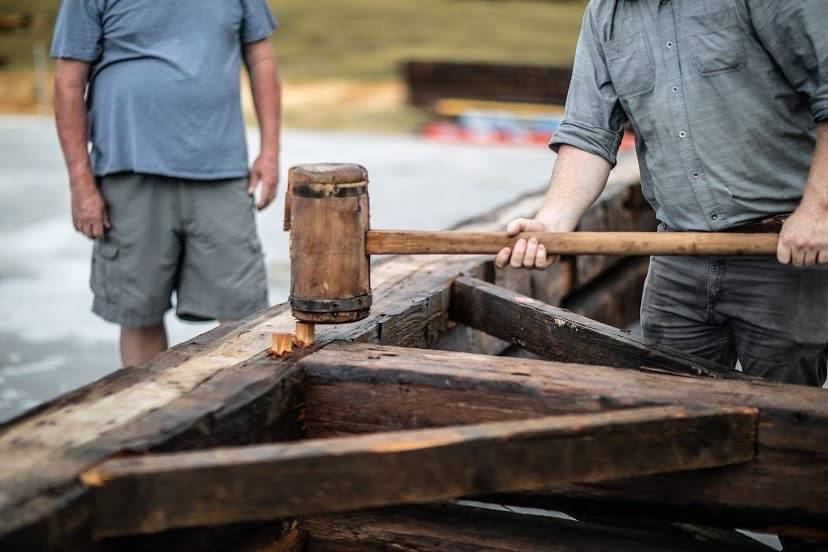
[604,33,655,99]
[91,241,121,303]
[248,236,265,259]
[688,9,746,76]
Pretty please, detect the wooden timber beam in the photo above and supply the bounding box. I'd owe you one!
[80,405,754,537]
[450,276,738,378]
[300,343,828,531]
[302,504,747,552]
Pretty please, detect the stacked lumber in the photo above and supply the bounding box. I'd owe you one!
[403,60,572,107]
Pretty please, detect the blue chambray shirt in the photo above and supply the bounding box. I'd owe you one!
[51,0,277,180]
[551,0,828,231]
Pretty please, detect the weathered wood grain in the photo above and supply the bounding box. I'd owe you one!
[301,343,828,531]
[302,504,746,552]
[450,276,737,378]
[81,406,756,536]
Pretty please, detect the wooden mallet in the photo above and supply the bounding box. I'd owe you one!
[274,163,779,353]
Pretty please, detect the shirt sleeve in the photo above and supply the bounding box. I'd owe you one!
[240,0,278,44]
[50,0,103,62]
[750,1,828,122]
[550,5,627,166]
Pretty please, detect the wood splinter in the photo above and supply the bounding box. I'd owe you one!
[270,322,315,357]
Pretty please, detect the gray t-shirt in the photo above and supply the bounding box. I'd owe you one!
[51,0,277,180]
[551,0,828,231]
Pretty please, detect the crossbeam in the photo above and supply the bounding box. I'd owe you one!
[81,405,755,537]
[450,276,737,378]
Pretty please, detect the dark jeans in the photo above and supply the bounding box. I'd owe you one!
[641,255,828,387]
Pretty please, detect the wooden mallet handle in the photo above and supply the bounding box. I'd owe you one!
[366,231,780,257]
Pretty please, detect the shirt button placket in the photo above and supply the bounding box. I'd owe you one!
[661,0,714,228]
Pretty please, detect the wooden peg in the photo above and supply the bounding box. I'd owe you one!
[271,334,294,357]
[294,322,315,348]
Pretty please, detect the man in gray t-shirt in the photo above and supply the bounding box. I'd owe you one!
[498,1,828,390]
[52,0,282,366]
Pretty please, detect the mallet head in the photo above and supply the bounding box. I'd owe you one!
[288,163,372,324]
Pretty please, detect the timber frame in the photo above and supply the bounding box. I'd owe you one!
[1,156,826,551]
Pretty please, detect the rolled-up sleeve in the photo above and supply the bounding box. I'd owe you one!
[50,0,103,62]
[240,0,278,44]
[750,1,828,122]
[550,5,627,166]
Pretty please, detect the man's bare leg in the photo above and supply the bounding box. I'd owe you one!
[121,323,167,367]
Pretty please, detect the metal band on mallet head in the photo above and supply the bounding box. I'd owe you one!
[288,163,372,324]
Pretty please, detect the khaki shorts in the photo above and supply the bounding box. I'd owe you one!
[91,173,269,327]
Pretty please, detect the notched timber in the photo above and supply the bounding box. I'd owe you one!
[81,405,755,537]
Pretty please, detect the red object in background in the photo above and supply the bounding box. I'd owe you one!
[620,131,636,152]
[421,122,637,152]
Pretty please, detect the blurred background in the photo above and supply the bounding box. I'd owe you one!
[0,0,589,422]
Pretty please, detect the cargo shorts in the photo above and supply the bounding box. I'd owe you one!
[91,173,269,327]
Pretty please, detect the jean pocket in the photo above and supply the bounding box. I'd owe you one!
[605,33,655,99]
[794,268,828,343]
[688,9,747,76]
[92,241,121,302]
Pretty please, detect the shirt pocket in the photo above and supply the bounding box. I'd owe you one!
[604,33,655,99]
[688,8,747,76]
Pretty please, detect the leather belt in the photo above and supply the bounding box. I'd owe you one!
[722,213,790,234]
[662,213,790,233]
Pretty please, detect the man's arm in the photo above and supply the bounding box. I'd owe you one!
[778,122,828,266]
[54,59,109,239]
[496,3,621,270]
[748,1,828,266]
[243,38,282,211]
[495,145,611,269]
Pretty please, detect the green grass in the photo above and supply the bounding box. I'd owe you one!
[1,1,586,129]
[1,0,585,80]
[272,0,586,81]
